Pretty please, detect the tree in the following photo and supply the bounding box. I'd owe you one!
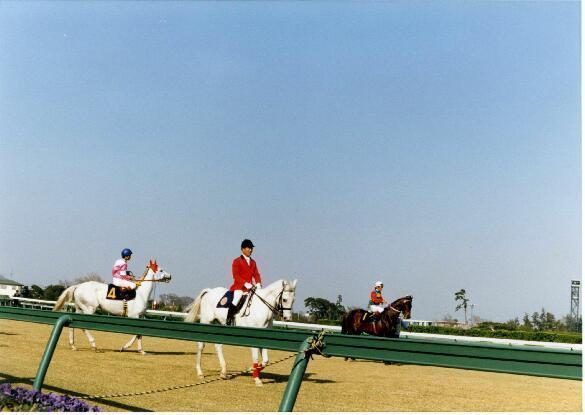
[304,296,345,321]
[20,286,32,298]
[157,293,194,312]
[43,285,66,301]
[562,314,582,333]
[521,313,532,330]
[60,272,104,287]
[30,285,44,300]
[334,295,346,318]
[454,289,470,325]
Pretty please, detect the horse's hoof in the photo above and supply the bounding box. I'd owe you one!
[120,348,126,352]
[71,346,77,351]
[140,351,147,356]
[220,373,227,379]
[254,379,263,387]
[197,374,204,379]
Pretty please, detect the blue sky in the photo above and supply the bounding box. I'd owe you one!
[0,1,580,322]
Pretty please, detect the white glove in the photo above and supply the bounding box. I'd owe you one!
[244,282,253,289]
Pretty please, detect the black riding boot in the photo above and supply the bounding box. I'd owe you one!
[226,304,237,326]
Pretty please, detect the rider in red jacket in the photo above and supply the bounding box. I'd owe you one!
[227,239,262,325]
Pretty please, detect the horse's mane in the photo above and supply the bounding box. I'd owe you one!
[262,279,286,292]
[389,295,412,308]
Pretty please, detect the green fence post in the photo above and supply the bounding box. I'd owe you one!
[33,314,71,391]
[278,336,314,412]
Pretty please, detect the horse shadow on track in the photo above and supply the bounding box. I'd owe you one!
[69,347,198,356]
[0,372,152,412]
[258,371,336,385]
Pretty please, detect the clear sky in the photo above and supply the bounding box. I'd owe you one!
[0,1,580,322]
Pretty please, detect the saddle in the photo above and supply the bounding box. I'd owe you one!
[362,311,382,323]
[217,291,248,313]
[106,284,137,301]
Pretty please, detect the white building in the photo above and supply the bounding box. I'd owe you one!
[0,276,24,298]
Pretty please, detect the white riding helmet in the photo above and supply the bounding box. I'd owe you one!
[374,281,383,287]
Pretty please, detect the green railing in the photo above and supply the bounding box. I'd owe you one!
[0,306,581,411]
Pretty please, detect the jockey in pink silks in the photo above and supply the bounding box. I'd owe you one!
[112,248,137,289]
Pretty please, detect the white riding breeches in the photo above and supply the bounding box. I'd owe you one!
[369,304,384,313]
[113,278,136,290]
[232,290,243,306]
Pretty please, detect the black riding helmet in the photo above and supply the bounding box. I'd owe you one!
[241,239,255,249]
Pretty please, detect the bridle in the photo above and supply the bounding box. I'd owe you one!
[386,298,411,317]
[248,281,294,317]
[134,266,172,286]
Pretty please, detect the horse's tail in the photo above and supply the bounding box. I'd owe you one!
[184,289,209,323]
[341,309,361,335]
[341,310,351,334]
[53,286,76,311]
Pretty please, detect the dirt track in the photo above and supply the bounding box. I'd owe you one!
[0,319,581,412]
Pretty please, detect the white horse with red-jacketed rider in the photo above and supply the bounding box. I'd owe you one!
[52,260,171,354]
[184,279,298,386]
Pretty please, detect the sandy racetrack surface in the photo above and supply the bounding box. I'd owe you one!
[0,319,581,412]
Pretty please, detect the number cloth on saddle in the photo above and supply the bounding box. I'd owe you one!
[106,284,137,301]
[217,290,248,312]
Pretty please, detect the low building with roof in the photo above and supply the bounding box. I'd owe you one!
[0,275,24,298]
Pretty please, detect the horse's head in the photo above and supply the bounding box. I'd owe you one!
[146,260,172,282]
[279,279,298,321]
[390,295,412,319]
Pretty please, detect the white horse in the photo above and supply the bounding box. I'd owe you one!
[184,279,298,386]
[52,260,171,354]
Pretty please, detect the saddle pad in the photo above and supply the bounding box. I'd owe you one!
[106,284,137,301]
[216,291,248,312]
[217,291,234,308]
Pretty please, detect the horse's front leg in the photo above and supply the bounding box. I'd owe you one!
[121,335,140,353]
[261,348,269,367]
[214,343,227,379]
[251,347,263,386]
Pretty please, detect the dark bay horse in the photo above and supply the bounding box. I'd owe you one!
[341,295,412,338]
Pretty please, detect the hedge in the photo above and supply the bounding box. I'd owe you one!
[406,325,582,344]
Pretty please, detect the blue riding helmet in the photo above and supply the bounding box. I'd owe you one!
[121,248,133,258]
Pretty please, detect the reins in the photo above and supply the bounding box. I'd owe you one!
[133,265,172,287]
[248,282,292,317]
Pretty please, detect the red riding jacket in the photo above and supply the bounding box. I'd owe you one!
[229,255,262,292]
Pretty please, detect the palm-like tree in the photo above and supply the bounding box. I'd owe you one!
[454,289,470,325]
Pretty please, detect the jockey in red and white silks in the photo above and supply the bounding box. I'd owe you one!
[368,281,386,313]
[112,248,137,289]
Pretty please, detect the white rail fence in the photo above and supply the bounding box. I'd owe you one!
[8,297,581,351]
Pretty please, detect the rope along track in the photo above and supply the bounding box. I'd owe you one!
[75,330,329,401]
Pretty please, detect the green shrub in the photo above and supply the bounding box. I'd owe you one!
[406,325,581,344]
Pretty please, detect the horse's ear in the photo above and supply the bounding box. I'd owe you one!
[291,279,298,289]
